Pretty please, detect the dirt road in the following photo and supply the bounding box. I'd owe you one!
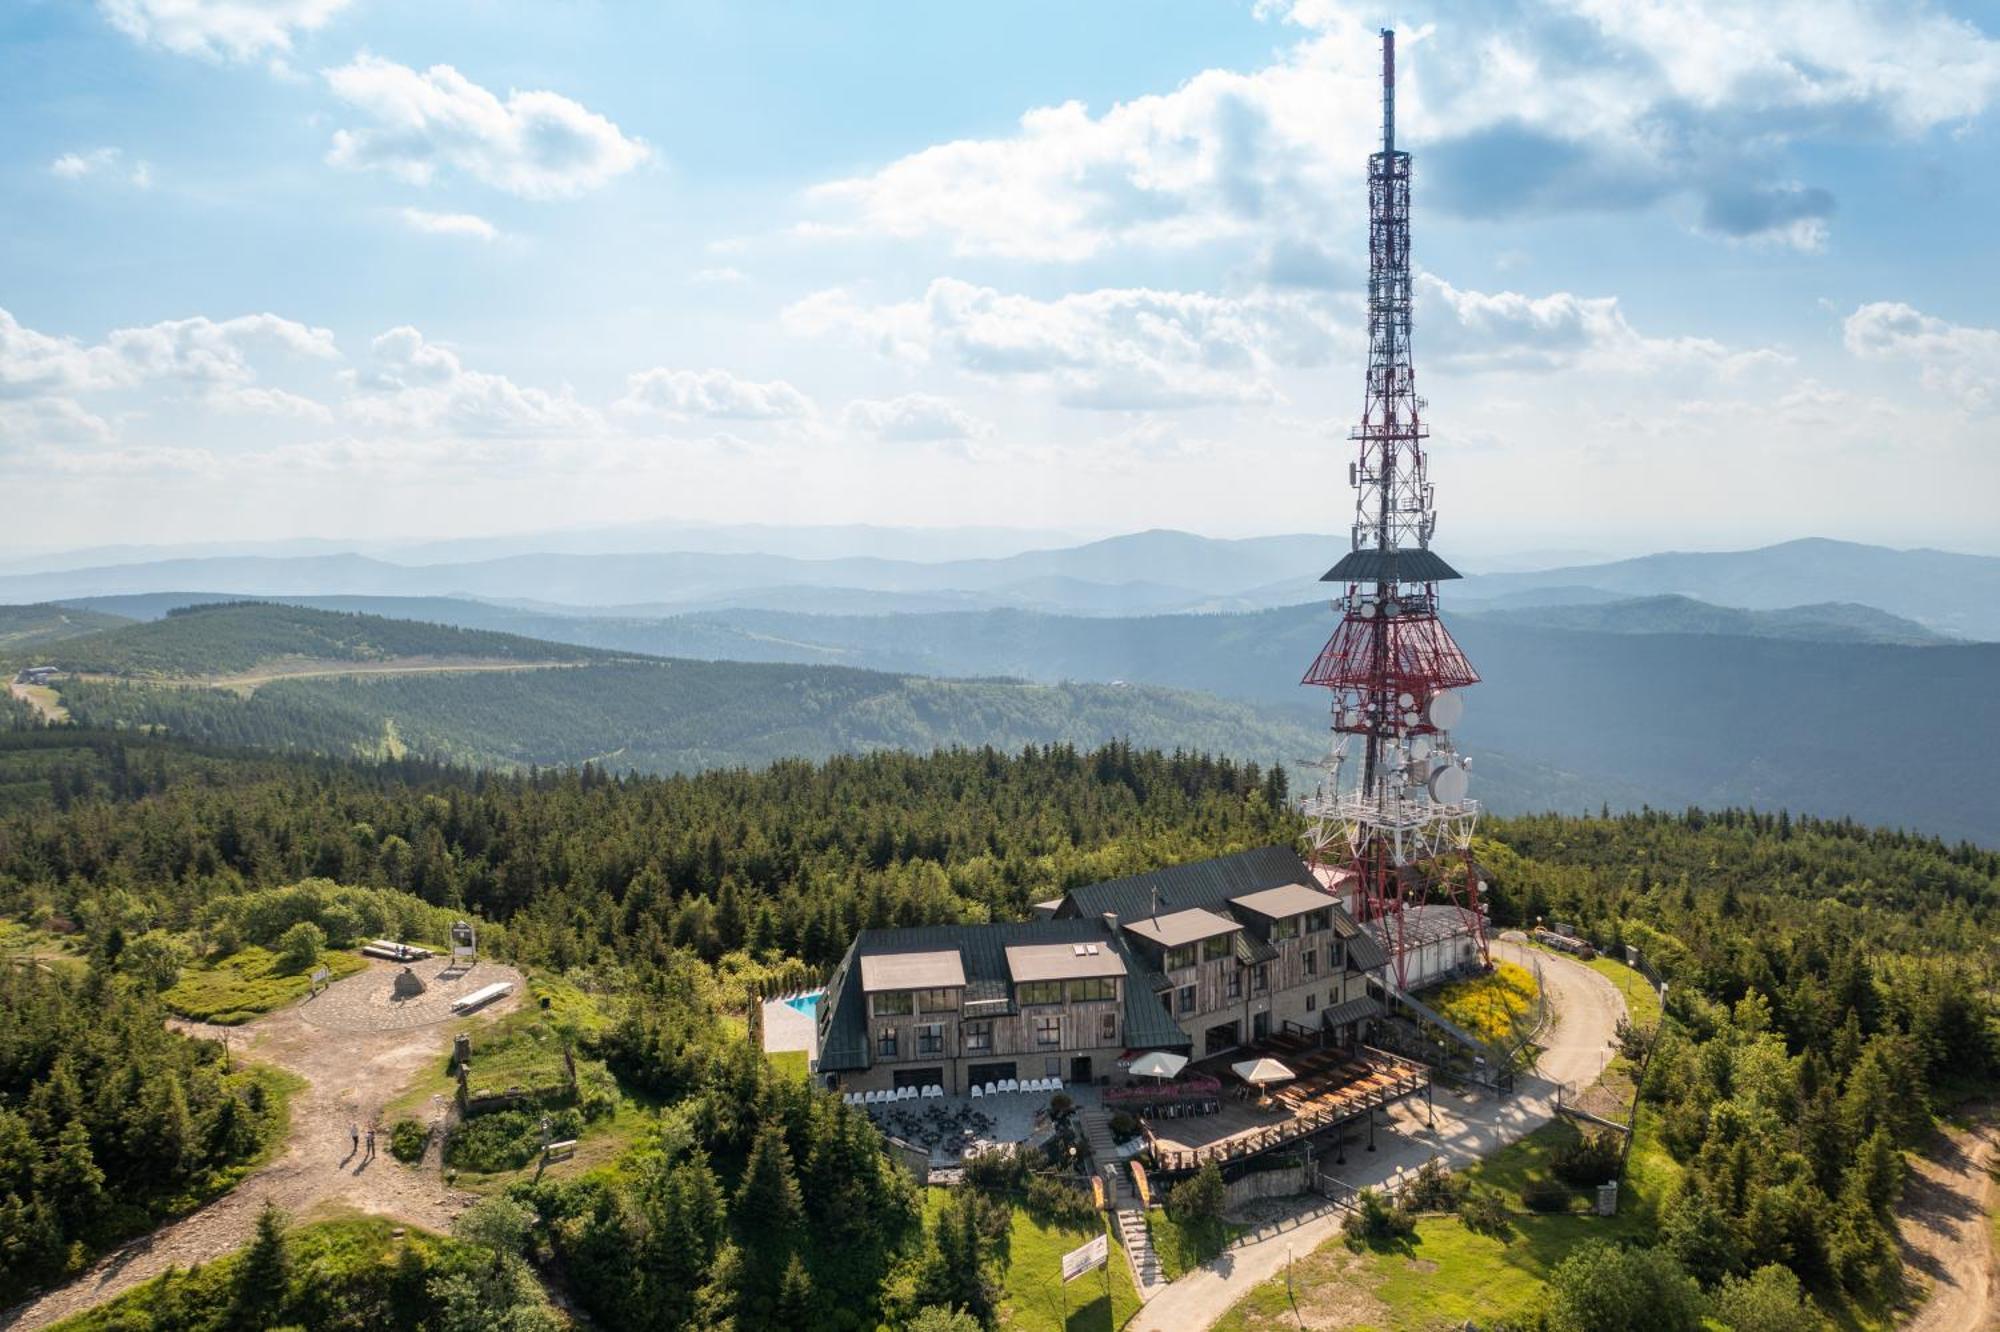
[0,959,522,1331]
[1899,1107,1999,1332]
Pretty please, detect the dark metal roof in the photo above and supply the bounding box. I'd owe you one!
[1321,548,1461,584]
[1060,846,1317,923]
[1234,932,1279,966]
[815,918,1189,1073]
[1322,994,1382,1028]
[1345,929,1389,972]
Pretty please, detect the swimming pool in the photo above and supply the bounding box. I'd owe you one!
[783,991,823,1020]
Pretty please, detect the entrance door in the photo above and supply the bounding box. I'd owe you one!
[893,1067,945,1092]
[1252,1010,1271,1042]
[1069,1056,1093,1085]
[1203,1021,1240,1057]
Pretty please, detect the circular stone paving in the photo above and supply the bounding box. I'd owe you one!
[297,955,526,1033]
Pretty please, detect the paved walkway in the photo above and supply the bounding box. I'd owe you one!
[1130,942,1627,1332]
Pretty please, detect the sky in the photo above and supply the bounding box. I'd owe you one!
[2,0,1998,562]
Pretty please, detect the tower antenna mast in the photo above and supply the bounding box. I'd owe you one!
[1300,28,1489,992]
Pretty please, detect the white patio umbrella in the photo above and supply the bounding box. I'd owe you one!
[1129,1051,1189,1083]
[1230,1057,1296,1090]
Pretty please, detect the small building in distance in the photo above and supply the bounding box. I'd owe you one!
[14,666,58,685]
[813,846,1386,1096]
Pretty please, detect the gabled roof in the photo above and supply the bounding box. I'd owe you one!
[815,918,1189,1073]
[1123,908,1240,950]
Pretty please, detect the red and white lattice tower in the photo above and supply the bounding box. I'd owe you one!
[1301,28,1488,992]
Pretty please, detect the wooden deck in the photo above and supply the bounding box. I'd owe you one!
[1143,1039,1430,1174]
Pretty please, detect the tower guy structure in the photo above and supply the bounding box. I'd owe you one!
[1301,28,1488,992]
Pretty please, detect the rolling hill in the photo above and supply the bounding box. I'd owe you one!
[0,603,133,652]
[11,601,615,679]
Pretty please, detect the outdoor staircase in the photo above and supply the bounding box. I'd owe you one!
[1080,1108,1167,1300]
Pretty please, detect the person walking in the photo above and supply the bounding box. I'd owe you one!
[364,1127,375,1161]
[349,1122,359,1156]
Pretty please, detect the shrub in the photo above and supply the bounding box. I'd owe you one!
[1108,1111,1141,1144]
[1459,1187,1512,1236]
[389,1118,428,1163]
[1342,1187,1414,1249]
[275,921,324,974]
[1167,1161,1226,1224]
[1550,1132,1622,1188]
[1399,1159,1465,1213]
[1520,1177,1574,1213]
[1714,1264,1829,1332]
[445,1106,583,1173]
[1023,1173,1095,1228]
[1547,1240,1702,1332]
[962,1149,1027,1197]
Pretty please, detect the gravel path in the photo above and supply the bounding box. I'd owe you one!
[0,958,523,1331]
[1898,1105,1999,1332]
[1131,940,1629,1332]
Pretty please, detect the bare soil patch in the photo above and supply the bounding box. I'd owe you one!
[1898,1105,1998,1331]
[0,958,523,1332]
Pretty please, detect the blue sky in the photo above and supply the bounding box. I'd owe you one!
[3,0,1997,560]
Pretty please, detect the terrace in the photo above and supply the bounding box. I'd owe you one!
[1140,1032,1431,1175]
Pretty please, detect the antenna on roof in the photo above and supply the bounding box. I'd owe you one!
[1150,885,1161,918]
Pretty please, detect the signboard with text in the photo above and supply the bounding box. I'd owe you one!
[1060,1232,1108,1283]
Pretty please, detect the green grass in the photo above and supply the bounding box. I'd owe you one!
[1430,961,1540,1046]
[996,1204,1141,1332]
[1581,954,1663,1030]
[768,1048,809,1081]
[1145,1208,1247,1281]
[161,945,367,1024]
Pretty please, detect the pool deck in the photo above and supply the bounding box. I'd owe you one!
[761,993,819,1060]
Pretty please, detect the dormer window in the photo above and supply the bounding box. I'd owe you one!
[873,992,913,1017]
[1305,908,1331,934]
[1270,918,1300,942]
[1165,944,1197,970]
[1202,936,1235,962]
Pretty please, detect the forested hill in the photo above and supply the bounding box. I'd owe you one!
[10,600,616,678]
[51,658,1323,779]
[0,602,132,652]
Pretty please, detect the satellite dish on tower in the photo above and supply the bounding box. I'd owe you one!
[1428,765,1469,803]
[1409,736,1432,760]
[1424,690,1464,730]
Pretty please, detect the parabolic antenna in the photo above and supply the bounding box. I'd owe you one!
[1408,735,1433,761]
[1424,689,1464,730]
[1428,765,1469,803]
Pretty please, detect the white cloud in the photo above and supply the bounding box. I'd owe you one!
[50,147,152,186]
[1415,274,1787,376]
[614,367,815,420]
[97,0,352,62]
[842,393,993,442]
[1843,301,2000,411]
[691,266,746,284]
[786,278,1338,409]
[324,55,649,200]
[804,0,2000,258]
[0,398,115,448]
[347,326,599,436]
[0,306,333,403]
[397,208,499,241]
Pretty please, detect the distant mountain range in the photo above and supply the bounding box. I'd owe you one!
[3,533,1995,638]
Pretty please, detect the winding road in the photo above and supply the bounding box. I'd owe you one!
[1132,939,1630,1332]
[0,957,522,1332]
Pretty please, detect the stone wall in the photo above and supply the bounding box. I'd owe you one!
[1223,1161,1308,1208]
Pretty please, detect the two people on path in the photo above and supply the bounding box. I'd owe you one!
[347,1122,375,1165]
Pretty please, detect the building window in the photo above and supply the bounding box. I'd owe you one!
[1252,964,1269,994]
[873,992,912,1017]
[1330,939,1344,969]
[1203,935,1235,963]
[1018,980,1063,1006]
[877,1027,897,1059]
[1177,984,1198,1016]
[1067,977,1116,1003]
[1226,968,1242,999]
[1305,908,1330,934]
[1303,948,1318,976]
[1270,918,1299,942]
[1036,1015,1062,1047]
[964,1021,992,1053]
[917,1023,944,1056]
[917,988,958,1014]
[1306,993,1317,1013]
[1165,944,1197,971]
[1099,1011,1118,1043]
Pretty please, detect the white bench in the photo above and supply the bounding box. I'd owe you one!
[543,1139,577,1161]
[362,940,432,962]
[450,981,512,1013]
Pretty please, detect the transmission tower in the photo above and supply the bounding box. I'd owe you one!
[1300,27,1488,992]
